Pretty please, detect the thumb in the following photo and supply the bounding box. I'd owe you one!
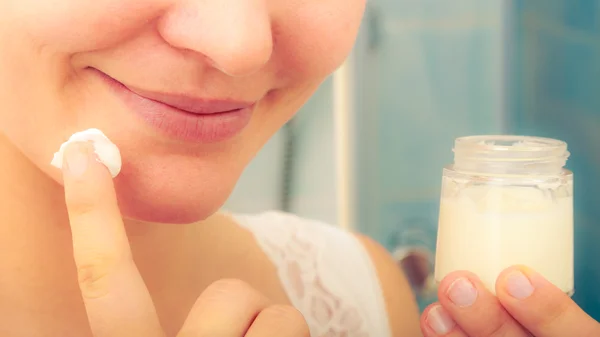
[496,266,600,337]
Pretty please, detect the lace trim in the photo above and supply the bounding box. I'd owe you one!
[233,211,391,337]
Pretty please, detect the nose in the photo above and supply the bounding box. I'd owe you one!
[158,0,273,77]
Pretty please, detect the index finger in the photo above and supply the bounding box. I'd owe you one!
[61,142,165,337]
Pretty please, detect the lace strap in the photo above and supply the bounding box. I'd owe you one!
[233,211,392,337]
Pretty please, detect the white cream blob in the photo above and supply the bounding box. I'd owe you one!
[51,128,122,178]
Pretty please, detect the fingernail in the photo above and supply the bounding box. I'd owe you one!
[506,271,534,299]
[447,277,478,307]
[427,305,455,335]
[63,142,91,177]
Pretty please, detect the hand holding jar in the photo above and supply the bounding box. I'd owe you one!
[421,266,599,337]
[420,136,599,337]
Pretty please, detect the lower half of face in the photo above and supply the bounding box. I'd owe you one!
[0,0,365,224]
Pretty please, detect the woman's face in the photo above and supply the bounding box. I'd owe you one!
[0,0,365,223]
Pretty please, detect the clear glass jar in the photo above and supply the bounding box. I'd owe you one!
[434,135,574,295]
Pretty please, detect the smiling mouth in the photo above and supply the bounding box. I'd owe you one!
[93,69,256,143]
[124,85,256,116]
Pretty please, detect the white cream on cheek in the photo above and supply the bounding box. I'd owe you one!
[51,128,122,178]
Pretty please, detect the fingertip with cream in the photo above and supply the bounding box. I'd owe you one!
[51,128,122,178]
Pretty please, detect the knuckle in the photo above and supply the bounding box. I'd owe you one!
[466,305,514,337]
[481,317,513,337]
[205,278,255,296]
[263,304,304,321]
[76,253,120,300]
[67,195,98,218]
[262,305,309,335]
[199,278,267,307]
[533,297,572,329]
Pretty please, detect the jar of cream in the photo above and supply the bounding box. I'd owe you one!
[434,135,574,295]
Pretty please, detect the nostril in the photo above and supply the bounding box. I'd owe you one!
[201,54,218,70]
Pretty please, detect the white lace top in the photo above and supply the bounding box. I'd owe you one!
[233,211,392,337]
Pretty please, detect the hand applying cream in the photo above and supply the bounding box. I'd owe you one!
[51,128,122,178]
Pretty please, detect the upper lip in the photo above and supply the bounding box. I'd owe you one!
[124,85,255,115]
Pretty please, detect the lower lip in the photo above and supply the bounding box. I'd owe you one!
[94,70,253,143]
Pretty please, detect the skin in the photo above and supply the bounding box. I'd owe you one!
[0,0,597,336]
[0,0,365,224]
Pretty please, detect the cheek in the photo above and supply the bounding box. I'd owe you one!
[0,37,65,174]
[256,0,365,132]
[275,0,366,80]
[0,0,164,160]
[8,0,166,52]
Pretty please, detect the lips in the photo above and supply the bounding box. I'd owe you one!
[93,69,255,143]
[126,87,254,115]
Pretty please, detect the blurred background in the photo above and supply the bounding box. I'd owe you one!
[224,0,600,318]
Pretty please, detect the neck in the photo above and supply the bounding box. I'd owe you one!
[0,134,227,335]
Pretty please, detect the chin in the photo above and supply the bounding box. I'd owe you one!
[115,186,229,224]
[118,199,218,224]
[112,160,236,225]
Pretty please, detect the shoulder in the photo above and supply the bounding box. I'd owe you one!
[232,211,422,337]
[354,234,423,337]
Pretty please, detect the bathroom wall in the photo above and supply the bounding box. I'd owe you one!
[353,0,600,314]
[352,0,507,309]
[354,0,505,238]
[507,0,600,319]
[286,79,338,225]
